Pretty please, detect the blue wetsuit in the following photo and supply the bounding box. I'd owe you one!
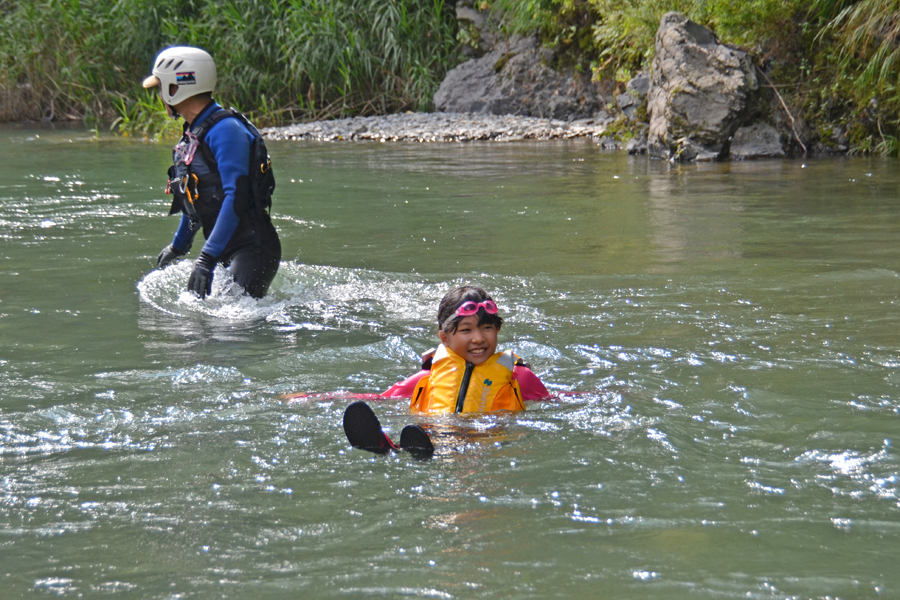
[168,101,281,298]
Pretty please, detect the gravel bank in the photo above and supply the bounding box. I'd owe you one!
[261,112,616,144]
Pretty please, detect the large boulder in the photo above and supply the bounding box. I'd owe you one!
[433,37,606,120]
[730,123,785,159]
[647,12,760,161]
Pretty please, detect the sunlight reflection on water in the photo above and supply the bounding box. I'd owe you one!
[1,130,898,598]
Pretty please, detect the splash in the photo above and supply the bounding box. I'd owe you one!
[136,260,439,327]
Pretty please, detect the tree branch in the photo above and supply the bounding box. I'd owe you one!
[758,67,807,155]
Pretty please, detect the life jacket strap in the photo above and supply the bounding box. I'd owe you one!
[455,362,475,413]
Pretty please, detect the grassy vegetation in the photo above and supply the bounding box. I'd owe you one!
[1,0,898,153]
[489,0,900,155]
[812,0,900,154]
[0,0,458,138]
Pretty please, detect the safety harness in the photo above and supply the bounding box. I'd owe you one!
[167,107,275,232]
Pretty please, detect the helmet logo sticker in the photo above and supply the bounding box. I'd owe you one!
[176,72,197,85]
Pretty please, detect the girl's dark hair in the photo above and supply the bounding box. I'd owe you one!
[437,286,503,334]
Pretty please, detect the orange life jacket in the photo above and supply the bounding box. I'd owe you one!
[409,345,526,414]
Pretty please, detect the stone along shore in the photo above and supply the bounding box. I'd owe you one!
[261,112,615,144]
[264,13,824,159]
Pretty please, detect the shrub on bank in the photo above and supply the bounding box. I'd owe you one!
[0,0,458,136]
[1,0,897,153]
[488,0,899,155]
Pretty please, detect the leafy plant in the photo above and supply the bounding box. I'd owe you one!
[3,0,900,154]
[0,0,459,131]
[814,0,900,104]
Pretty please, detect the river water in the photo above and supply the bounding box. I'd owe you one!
[0,124,898,599]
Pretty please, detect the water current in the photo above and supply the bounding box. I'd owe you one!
[0,124,898,599]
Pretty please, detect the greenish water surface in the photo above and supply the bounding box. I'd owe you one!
[0,124,898,599]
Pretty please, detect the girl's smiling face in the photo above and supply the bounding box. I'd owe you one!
[439,316,499,365]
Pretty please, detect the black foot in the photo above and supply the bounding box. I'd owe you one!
[343,401,397,454]
[399,424,435,457]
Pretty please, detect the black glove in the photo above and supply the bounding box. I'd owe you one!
[156,243,190,269]
[187,251,216,299]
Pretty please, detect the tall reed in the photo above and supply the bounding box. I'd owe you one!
[814,0,900,111]
[3,0,898,154]
[0,0,458,132]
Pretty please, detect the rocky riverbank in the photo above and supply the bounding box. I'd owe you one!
[262,111,618,145]
[264,11,852,161]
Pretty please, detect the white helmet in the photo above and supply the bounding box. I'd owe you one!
[142,46,217,106]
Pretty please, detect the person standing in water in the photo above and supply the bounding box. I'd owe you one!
[143,46,281,299]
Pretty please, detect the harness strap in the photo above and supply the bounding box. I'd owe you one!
[192,106,274,225]
[179,173,202,230]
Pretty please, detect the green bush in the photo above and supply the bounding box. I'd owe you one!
[490,0,898,154]
[493,0,808,73]
[813,0,900,86]
[2,0,898,153]
[0,0,458,132]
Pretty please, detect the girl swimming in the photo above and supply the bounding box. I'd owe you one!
[343,285,549,456]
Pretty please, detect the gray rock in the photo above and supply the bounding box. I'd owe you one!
[616,93,639,120]
[262,112,614,144]
[729,123,785,159]
[626,134,648,155]
[616,74,650,121]
[596,136,621,150]
[433,37,605,120]
[626,75,650,97]
[813,125,849,154]
[455,1,495,57]
[647,12,760,161]
[671,137,721,161]
[432,44,509,114]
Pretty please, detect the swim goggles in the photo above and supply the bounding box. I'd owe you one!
[455,300,499,317]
